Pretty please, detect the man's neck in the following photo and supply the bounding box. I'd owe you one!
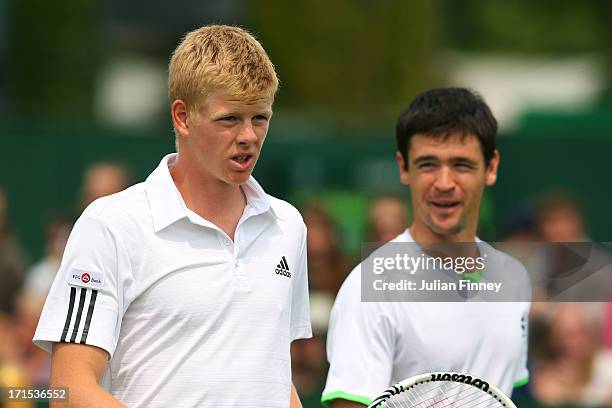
[409,222,476,244]
[170,158,246,239]
[409,222,481,259]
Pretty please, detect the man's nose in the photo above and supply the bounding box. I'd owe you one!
[237,123,258,144]
[434,166,456,192]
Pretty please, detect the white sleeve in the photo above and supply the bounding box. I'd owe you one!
[513,302,530,388]
[33,215,131,358]
[290,222,312,341]
[322,267,394,407]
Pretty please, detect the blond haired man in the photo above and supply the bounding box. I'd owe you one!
[34,25,311,407]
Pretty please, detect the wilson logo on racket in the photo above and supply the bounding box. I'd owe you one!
[275,256,291,278]
[430,372,489,391]
[368,371,516,408]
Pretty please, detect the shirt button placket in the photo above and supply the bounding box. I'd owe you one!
[232,234,248,290]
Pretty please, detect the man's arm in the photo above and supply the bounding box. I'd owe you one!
[50,343,124,408]
[331,400,367,407]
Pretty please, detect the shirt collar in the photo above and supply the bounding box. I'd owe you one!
[241,174,282,220]
[145,153,281,232]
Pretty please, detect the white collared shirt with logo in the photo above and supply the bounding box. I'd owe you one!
[34,154,312,408]
[322,230,530,406]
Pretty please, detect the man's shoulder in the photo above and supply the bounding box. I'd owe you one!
[267,195,304,225]
[335,234,411,302]
[479,241,527,272]
[478,241,532,303]
[80,182,148,228]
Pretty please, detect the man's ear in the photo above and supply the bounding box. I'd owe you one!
[485,149,500,186]
[171,100,190,138]
[396,151,410,186]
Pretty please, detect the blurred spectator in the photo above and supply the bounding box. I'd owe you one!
[531,303,612,407]
[21,216,71,310]
[497,206,549,394]
[292,335,328,408]
[533,191,612,344]
[498,206,539,267]
[303,205,352,296]
[79,162,131,212]
[296,205,352,405]
[0,187,27,316]
[292,292,333,408]
[0,188,33,406]
[0,313,34,408]
[366,193,408,243]
[502,206,538,243]
[0,245,23,319]
[509,192,612,408]
[536,190,586,243]
[10,293,52,389]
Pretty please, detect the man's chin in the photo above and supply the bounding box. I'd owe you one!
[227,172,253,185]
[428,220,464,237]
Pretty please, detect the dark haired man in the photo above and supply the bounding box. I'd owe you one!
[321,88,530,407]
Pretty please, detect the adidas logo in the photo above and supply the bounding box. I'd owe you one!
[275,256,291,278]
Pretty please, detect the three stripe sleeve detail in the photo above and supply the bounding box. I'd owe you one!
[80,290,98,344]
[61,287,98,345]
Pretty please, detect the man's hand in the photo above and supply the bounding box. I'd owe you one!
[50,343,124,408]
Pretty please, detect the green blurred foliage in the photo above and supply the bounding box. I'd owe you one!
[4,0,611,121]
[6,0,103,120]
[442,0,608,53]
[247,0,441,122]
[442,0,612,96]
[247,0,612,121]
[593,1,612,98]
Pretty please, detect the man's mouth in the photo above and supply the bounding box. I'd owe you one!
[430,200,461,210]
[230,154,254,170]
[234,155,249,163]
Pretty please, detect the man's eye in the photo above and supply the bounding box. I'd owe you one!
[418,163,435,169]
[220,116,237,122]
[253,115,269,122]
[455,163,474,170]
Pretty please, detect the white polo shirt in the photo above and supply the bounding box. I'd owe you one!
[34,154,312,408]
[322,230,529,406]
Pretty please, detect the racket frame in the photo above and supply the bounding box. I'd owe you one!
[367,371,517,408]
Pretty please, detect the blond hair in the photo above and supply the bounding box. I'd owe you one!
[168,25,278,116]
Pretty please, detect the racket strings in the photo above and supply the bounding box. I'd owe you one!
[403,382,463,408]
[441,387,500,407]
[412,381,456,407]
[395,381,464,407]
[381,381,505,407]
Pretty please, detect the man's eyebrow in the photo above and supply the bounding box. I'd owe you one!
[412,155,480,165]
[451,157,479,165]
[211,108,273,119]
[412,155,438,164]
[257,109,273,117]
[211,110,237,119]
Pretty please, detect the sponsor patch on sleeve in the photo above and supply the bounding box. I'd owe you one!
[67,268,104,290]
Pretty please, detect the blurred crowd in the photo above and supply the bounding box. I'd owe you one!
[1,168,611,407]
[0,163,130,408]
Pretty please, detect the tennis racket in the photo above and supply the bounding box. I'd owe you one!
[368,372,517,407]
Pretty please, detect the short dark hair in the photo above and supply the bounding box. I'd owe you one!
[396,87,497,168]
